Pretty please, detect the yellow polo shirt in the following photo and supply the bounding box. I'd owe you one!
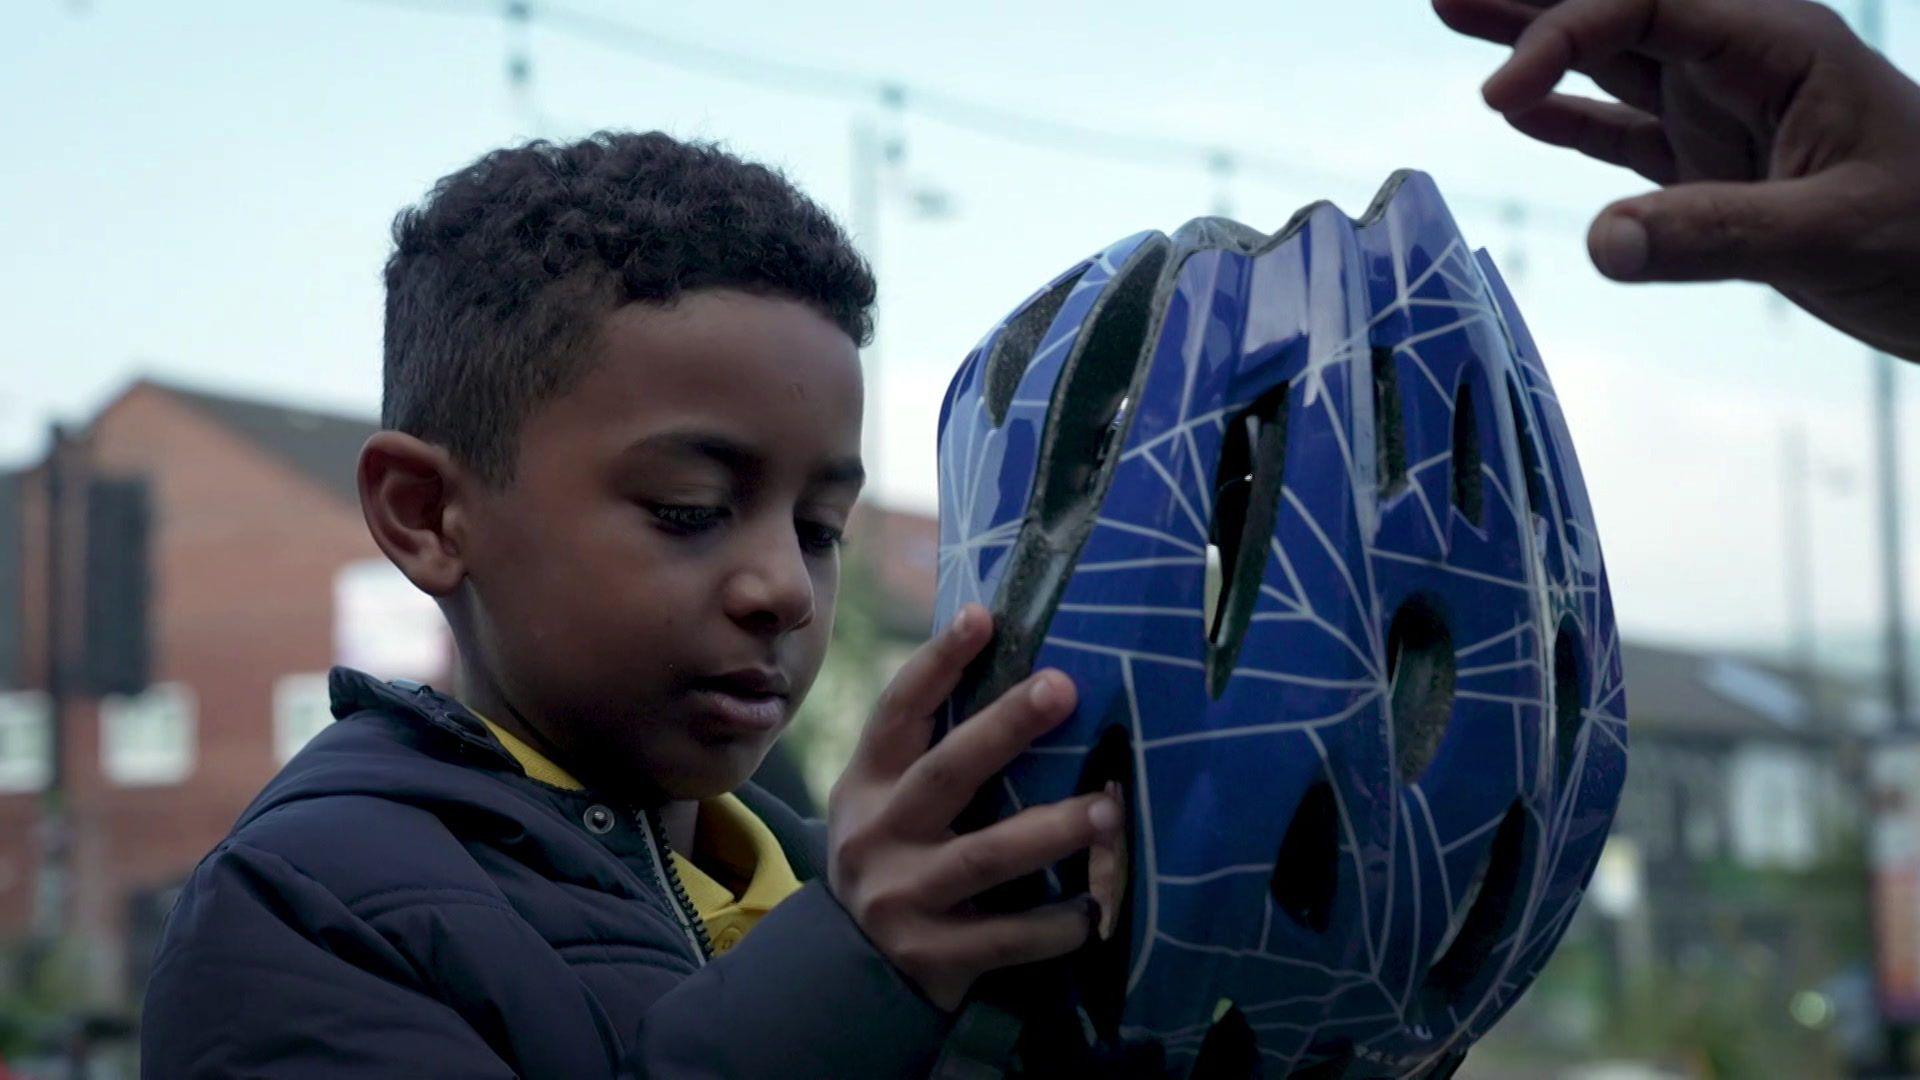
[478,718,802,955]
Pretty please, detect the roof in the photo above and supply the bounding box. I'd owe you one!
[148,379,377,507]
[846,504,940,636]
[1620,640,1873,740]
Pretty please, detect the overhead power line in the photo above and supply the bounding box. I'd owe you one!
[347,0,1594,233]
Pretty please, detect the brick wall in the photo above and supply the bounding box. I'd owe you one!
[0,383,384,1001]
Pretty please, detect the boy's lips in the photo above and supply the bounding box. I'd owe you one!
[696,668,790,697]
[685,669,790,734]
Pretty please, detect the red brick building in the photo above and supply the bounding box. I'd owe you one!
[0,377,928,1009]
[0,378,428,1004]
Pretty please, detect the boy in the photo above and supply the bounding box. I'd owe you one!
[140,133,1121,1077]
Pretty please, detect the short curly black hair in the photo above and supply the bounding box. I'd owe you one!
[382,132,875,484]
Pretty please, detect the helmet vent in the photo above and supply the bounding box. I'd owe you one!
[1064,723,1137,1039]
[1450,376,1483,525]
[1204,383,1290,698]
[983,267,1088,428]
[1290,1040,1359,1079]
[1505,379,1548,519]
[1031,245,1167,533]
[1187,1002,1259,1079]
[1372,346,1409,497]
[1425,799,1529,1000]
[1387,595,1456,785]
[1553,618,1587,789]
[947,240,1169,724]
[1269,780,1339,934]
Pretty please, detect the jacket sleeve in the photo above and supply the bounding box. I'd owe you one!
[620,881,952,1079]
[140,840,527,1079]
[144,839,950,1078]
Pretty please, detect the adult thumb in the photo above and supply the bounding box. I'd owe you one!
[1587,179,1832,286]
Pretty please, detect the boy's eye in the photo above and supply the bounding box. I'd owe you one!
[797,519,845,554]
[649,503,729,533]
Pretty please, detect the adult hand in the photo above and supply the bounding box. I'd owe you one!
[1435,0,1920,361]
[826,604,1122,1011]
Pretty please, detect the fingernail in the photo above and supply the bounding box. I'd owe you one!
[1089,792,1122,832]
[950,606,978,637]
[1480,65,1519,111]
[1479,73,1505,109]
[1029,673,1060,710]
[1590,213,1648,279]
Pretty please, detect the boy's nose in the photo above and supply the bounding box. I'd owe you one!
[722,528,816,636]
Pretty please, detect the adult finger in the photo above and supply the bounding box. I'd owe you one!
[851,604,992,775]
[1432,0,1544,46]
[886,669,1078,835]
[1484,0,1740,112]
[1586,176,1842,284]
[1507,94,1678,183]
[1439,0,1666,113]
[915,791,1121,910]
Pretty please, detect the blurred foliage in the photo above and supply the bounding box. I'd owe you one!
[787,553,906,804]
[0,937,88,1061]
[1475,835,1872,1079]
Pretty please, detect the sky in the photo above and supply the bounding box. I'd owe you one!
[5,0,1919,673]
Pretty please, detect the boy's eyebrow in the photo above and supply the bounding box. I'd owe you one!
[627,432,760,475]
[815,457,866,488]
[623,431,865,488]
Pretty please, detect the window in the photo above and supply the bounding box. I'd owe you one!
[274,673,333,764]
[333,559,450,681]
[0,692,50,793]
[101,683,195,786]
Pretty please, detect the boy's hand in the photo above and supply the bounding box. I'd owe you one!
[827,604,1122,1011]
[1434,0,1920,361]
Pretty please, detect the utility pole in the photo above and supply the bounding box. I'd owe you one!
[1862,0,1912,732]
[1783,423,1820,706]
[1874,354,1909,722]
[1207,150,1235,218]
[1858,3,1915,1070]
[850,83,907,489]
[32,424,69,941]
[1501,201,1530,285]
[502,0,540,137]
[850,115,883,480]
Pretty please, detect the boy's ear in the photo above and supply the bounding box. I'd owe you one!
[357,431,473,598]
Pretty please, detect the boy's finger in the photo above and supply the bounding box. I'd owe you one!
[916,791,1120,910]
[886,669,1077,835]
[923,897,1096,977]
[852,604,992,774]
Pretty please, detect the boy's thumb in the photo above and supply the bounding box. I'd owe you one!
[1587,179,1830,287]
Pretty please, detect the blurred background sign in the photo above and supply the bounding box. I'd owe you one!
[1871,740,1920,1021]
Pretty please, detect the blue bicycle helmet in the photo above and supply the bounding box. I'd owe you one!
[933,171,1627,1078]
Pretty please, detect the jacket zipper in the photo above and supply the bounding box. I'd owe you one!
[638,807,714,964]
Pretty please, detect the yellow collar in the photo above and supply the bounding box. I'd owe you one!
[480,718,586,790]
[475,714,802,953]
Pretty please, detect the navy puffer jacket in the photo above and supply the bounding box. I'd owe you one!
[140,669,949,1078]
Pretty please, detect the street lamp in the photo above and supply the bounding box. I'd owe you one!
[849,85,957,493]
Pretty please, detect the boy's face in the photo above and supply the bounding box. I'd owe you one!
[457,289,864,801]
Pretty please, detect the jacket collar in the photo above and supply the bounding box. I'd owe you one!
[323,666,827,880]
[326,666,518,771]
